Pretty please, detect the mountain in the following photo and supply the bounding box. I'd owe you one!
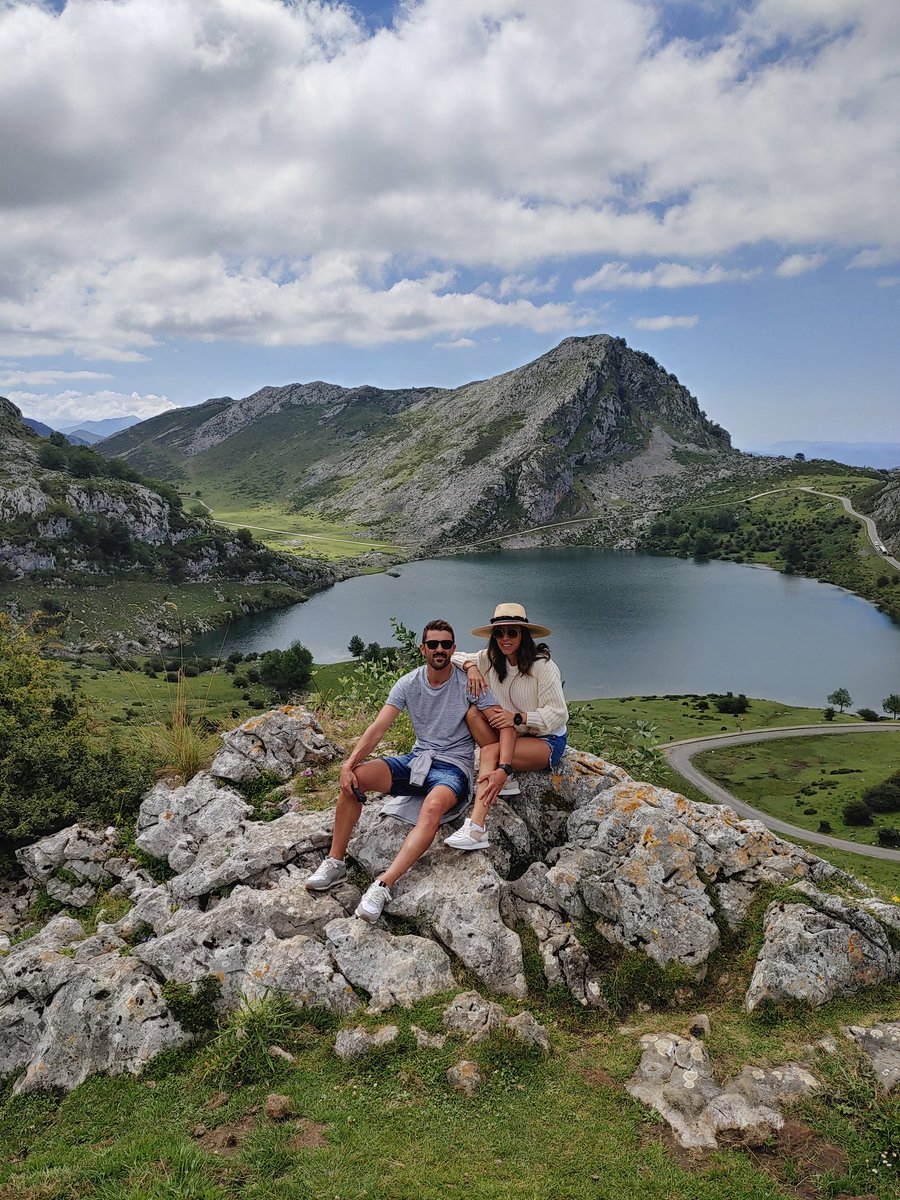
[60,427,103,445]
[22,416,55,438]
[0,396,334,595]
[101,335,744,550]
[746,440,900,470]
[22,417,96,446]
[57,415,142,438]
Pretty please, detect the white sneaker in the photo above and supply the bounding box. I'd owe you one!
[355,879,392,923]
[305,856,347,891]
[499,774,521,797]
[444,818,491,851]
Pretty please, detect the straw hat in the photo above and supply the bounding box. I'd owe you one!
[471,602,551,639]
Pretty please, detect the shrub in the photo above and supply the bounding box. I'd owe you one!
[862,771,900,814]
[823,706,835,721]
[713,693,749,715]
[856,707,880,722]
[843,800,873,826]
[259,640,313,700]
[0,615,153,860]
[818,820,833,833]
[876,827,900,848]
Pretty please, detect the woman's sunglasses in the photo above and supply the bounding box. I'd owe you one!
[492,626,523,639]
[424,639,454,650]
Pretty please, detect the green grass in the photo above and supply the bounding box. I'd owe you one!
[694,733,900,849]
[569,694,860,740]
[203,503,398,561]
[3,981,899,1200]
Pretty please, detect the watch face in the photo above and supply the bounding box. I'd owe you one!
[513,712,523,725]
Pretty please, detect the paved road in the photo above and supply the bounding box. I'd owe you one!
[742,486,899,570]
[664,723,900,862]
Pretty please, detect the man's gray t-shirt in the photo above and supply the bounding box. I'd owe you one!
[386,665,498,777]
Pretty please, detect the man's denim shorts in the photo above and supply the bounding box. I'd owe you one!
[536,733,567,768]
[382,752,470,801]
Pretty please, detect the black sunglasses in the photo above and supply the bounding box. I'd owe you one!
[492,625,523,639]
[424,639,454,650]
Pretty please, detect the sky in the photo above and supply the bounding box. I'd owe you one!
[0,0,898,449]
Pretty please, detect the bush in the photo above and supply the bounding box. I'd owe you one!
[876,826,900,848]
[842,800,873,826]
[862,771,900,814]
[823,706,835,721]
[258,640,313,700]
[818,820,833,833]
[713,693,749,715]
[856,708,880,722]
[0,615,154,860]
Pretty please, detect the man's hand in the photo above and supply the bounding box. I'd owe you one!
[339,762,362,798]
[464,663,488,698]
[487,706,516,729]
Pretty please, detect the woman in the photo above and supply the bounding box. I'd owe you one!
[444,602,567,850]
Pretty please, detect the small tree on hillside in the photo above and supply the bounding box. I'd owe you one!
[259,641,313,700]
[883,693,900,719]
[827,687,852,713]
[347,635,365,659]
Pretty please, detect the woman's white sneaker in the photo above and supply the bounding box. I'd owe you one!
[355,879,392,922]
[499,774,521,797]
[444,818,490,850]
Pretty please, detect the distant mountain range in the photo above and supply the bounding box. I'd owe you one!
[745,441,900,470]
[21,414,141,446]
[101,334,766,551]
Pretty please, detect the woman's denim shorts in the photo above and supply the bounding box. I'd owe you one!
[535,733,567,768]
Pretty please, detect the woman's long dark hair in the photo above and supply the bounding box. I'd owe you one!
[487,626,550,682]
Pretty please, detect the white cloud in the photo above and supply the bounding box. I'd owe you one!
[850,247,900,268]
[8,388,175,424]
[876,276,900,288]
[574,262,758,292]
[0,0,897,357]
[434,337,477,349]
[632,315,699,330]
[0,368,112,387]
[775,252,826,277]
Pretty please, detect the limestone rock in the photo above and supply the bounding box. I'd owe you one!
[242,929,360,1015]
[447,1059,481,1097]
[168,810,333,900]
[325,918,455,1012]
[13,953,188,1094]
[411,1025,447,1050]
[745,883,900,1010]
[844,1022,900,1092]
[443,991,508,1042]
[136,772,252,870]
[506,1011,550,1052]
[625,1033,818,1149]
[210,706,341,783]
[334,1024,398,1060]
[0,914,84,1005]
[134,880,348,1003]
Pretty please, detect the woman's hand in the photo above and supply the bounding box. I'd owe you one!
[487,707,516,729]
[464,663,487,697]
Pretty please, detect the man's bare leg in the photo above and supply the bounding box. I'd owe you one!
[329,759,393,860]
[378,785,459,888]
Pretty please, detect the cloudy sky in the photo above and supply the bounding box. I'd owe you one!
[1,0,897,447]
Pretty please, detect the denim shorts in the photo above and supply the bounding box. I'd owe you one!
[533,732,567,768]
[381,752,470,801]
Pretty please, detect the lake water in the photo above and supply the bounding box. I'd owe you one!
[195,549,900,708]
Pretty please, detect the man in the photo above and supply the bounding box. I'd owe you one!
[305,618,516,922]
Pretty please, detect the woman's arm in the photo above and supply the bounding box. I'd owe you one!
[522,658,568,733]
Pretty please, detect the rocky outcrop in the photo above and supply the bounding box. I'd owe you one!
[745,882,900,1011]
[3,705,898,1096]
[210,706,342,783]
[872,473,900,556]
[843,1021,900,1092]
[626,1028,820,1149]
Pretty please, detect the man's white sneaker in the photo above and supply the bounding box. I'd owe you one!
[305,856,347,891]
[499,774,521,797]
[355,879,392,923]
[444,818,491,851]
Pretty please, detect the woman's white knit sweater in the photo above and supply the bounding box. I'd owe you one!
[452,648,568,736]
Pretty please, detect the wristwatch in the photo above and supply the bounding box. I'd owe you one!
[513,712,524,726]
[498,763,514,776]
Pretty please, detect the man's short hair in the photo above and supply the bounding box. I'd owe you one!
[421,617,455,643]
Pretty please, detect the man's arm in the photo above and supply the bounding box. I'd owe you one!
[340,703,400,791]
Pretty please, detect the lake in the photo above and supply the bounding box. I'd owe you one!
[195,549,900,708]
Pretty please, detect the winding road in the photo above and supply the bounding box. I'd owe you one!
[664,723,900,862]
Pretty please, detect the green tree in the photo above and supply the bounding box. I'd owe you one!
[883,693,900,719]
[827,687,852,713]
[258,640,313,700]
[347,635,365,659]
[0,614,151,864]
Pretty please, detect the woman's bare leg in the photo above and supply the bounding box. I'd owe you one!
[470,737,553,828]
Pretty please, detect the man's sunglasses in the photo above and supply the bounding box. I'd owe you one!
[492,626,523,639]
[424,639,454,650]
